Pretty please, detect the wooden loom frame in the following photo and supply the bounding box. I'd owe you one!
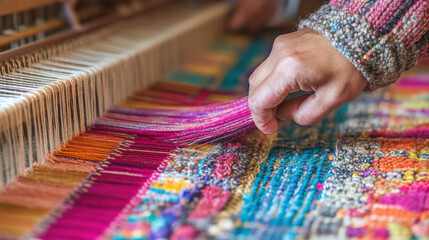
[0,0,173,63]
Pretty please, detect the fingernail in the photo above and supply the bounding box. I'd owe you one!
[264,128,278,135]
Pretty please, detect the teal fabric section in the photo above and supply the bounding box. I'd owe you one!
[233,105,347,239]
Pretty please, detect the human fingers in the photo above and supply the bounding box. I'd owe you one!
[275,89,342,126]
[248,69,293,134]
[249,35,294,90]
[248,58,275,91]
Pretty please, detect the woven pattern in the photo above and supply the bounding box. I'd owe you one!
[111,51,429,239]
[305,75,429,239]
[111,50,429,239]
[232,110,346,239]
[113,132,271,239]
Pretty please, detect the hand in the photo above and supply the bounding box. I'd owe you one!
[229,0,277,32]
[248,29,367,134]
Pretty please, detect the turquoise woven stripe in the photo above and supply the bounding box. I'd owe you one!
[232,105,348,239]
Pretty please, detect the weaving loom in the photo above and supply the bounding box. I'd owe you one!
[0,1,428,240]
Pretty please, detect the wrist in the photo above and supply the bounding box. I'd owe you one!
[298,5,419,91]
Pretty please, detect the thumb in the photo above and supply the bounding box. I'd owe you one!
[248,72,292,134]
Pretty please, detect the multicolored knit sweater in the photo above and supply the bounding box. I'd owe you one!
[299,0,429,91]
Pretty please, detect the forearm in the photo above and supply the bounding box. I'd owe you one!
[299,0,429,91]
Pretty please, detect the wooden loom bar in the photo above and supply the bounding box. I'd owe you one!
[0,0,61,16]
[0,0,172,63]
[0,19,65,47]
[0,6,108,48]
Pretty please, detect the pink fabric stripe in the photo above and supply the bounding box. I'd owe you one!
[391,1,429,47]
[37,137,177,240]
[365,0,404,30]
[347,0,368,15]
[402,1,429,47]
[419,42,429,59]
[329,0,349,8]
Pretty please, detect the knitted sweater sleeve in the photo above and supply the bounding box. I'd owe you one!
[299,0,429,91]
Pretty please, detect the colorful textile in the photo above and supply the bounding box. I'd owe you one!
[110,65,429,240]
[305,75,429,239]
[111,54,429,239]
[0,34,428,240]
[299,0,429,91]
[112,109,343,240]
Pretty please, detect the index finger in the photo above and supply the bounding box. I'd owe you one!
[248,72,290,134]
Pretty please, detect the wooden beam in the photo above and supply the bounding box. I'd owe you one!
[0,6,112,47]
[0,0,61,16]
[0,19,65,47]
[0,0,172,62]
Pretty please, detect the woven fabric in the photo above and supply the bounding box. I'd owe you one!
[112,46,429,239]
[111,48,429,239]
[307,76,429,239]
[111,73,429,239]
